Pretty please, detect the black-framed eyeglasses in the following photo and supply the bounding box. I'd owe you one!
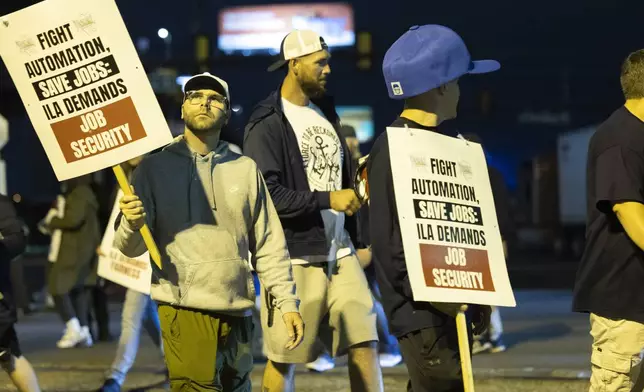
[185,91,228,109]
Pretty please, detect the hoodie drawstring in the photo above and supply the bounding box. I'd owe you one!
[188,155,195,221]
[190,152,217,214]
[164,136,226,221]
[209,155,217,210]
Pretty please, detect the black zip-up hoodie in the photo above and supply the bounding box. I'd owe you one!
[243,86,359,258]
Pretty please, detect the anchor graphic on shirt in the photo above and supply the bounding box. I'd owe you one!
[310,135,341,184]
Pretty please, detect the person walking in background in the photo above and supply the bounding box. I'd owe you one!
[573,49,644,392]
[340,124,362,163]
[86,239,111,344]
[114,72,302,391]
[462,133,513,355]
[0,194,41,391]
[8,221,34,317]
[89,174,113,344]
[39,175,101,349]
[88,278,111,343]
[87,272,111,343]
[244,30,383,392]
[97,155,165,392]
[368,24,496,391]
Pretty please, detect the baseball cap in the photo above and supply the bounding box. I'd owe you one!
[267,30,329,72]
[182,72,231,103]
[383,25,500,99]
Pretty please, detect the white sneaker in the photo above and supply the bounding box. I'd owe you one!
[306,353,335,372]
[45,294,55,309]
[488,338,506,354]
[80,326,93,347]
[472,340,492,355]
[57,318,84,349]
[379,353,403,368]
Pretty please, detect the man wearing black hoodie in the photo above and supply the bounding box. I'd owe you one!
[244,30,382,392]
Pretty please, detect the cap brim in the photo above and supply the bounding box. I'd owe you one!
[468,60,501,74]
[267,59,288,72]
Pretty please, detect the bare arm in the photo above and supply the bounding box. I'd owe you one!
[613,201,644,251]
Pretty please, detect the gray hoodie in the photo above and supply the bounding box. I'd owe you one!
[113,136,298,316]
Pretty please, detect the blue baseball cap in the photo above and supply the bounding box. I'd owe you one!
[383,24,500,99]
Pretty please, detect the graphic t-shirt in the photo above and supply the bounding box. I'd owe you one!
[281,97,353,264]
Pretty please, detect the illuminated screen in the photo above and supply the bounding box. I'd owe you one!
[336,106,374,143]
[218,3,355,55]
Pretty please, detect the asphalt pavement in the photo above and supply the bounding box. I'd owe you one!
[0,290,593,391]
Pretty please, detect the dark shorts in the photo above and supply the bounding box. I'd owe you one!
[397,320,471,392]
[0,324,21,359]
[0,298,21,358]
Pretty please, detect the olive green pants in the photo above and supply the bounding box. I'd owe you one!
[158,304,254,391]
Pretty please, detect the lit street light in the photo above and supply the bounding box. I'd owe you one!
[157,28,172,61]
[157,28,169,39]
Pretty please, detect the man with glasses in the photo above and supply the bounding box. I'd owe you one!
[113,72,303,391]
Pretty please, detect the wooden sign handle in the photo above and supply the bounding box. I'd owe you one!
[457,305,475,392]
[112,164,162,270]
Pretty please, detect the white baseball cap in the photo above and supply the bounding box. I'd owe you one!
[182,72,231,103]
[267,30,329,72]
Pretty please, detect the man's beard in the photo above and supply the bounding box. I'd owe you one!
[300,77,326,99]
[185,114,222,134]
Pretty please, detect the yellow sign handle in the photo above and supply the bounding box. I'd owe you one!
[112,164,162,270]
[457,305,475,392]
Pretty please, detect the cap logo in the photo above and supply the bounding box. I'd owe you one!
[391,82,404,96]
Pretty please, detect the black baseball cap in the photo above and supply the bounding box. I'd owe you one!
[182,72,230,103]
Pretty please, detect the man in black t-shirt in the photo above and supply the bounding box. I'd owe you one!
[368,24,499,392]
[573,49,644,391]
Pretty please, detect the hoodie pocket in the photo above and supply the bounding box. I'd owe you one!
[178,258,255,310]
[166,225,255,310]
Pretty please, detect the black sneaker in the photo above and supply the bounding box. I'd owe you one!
[97,379,121,392]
